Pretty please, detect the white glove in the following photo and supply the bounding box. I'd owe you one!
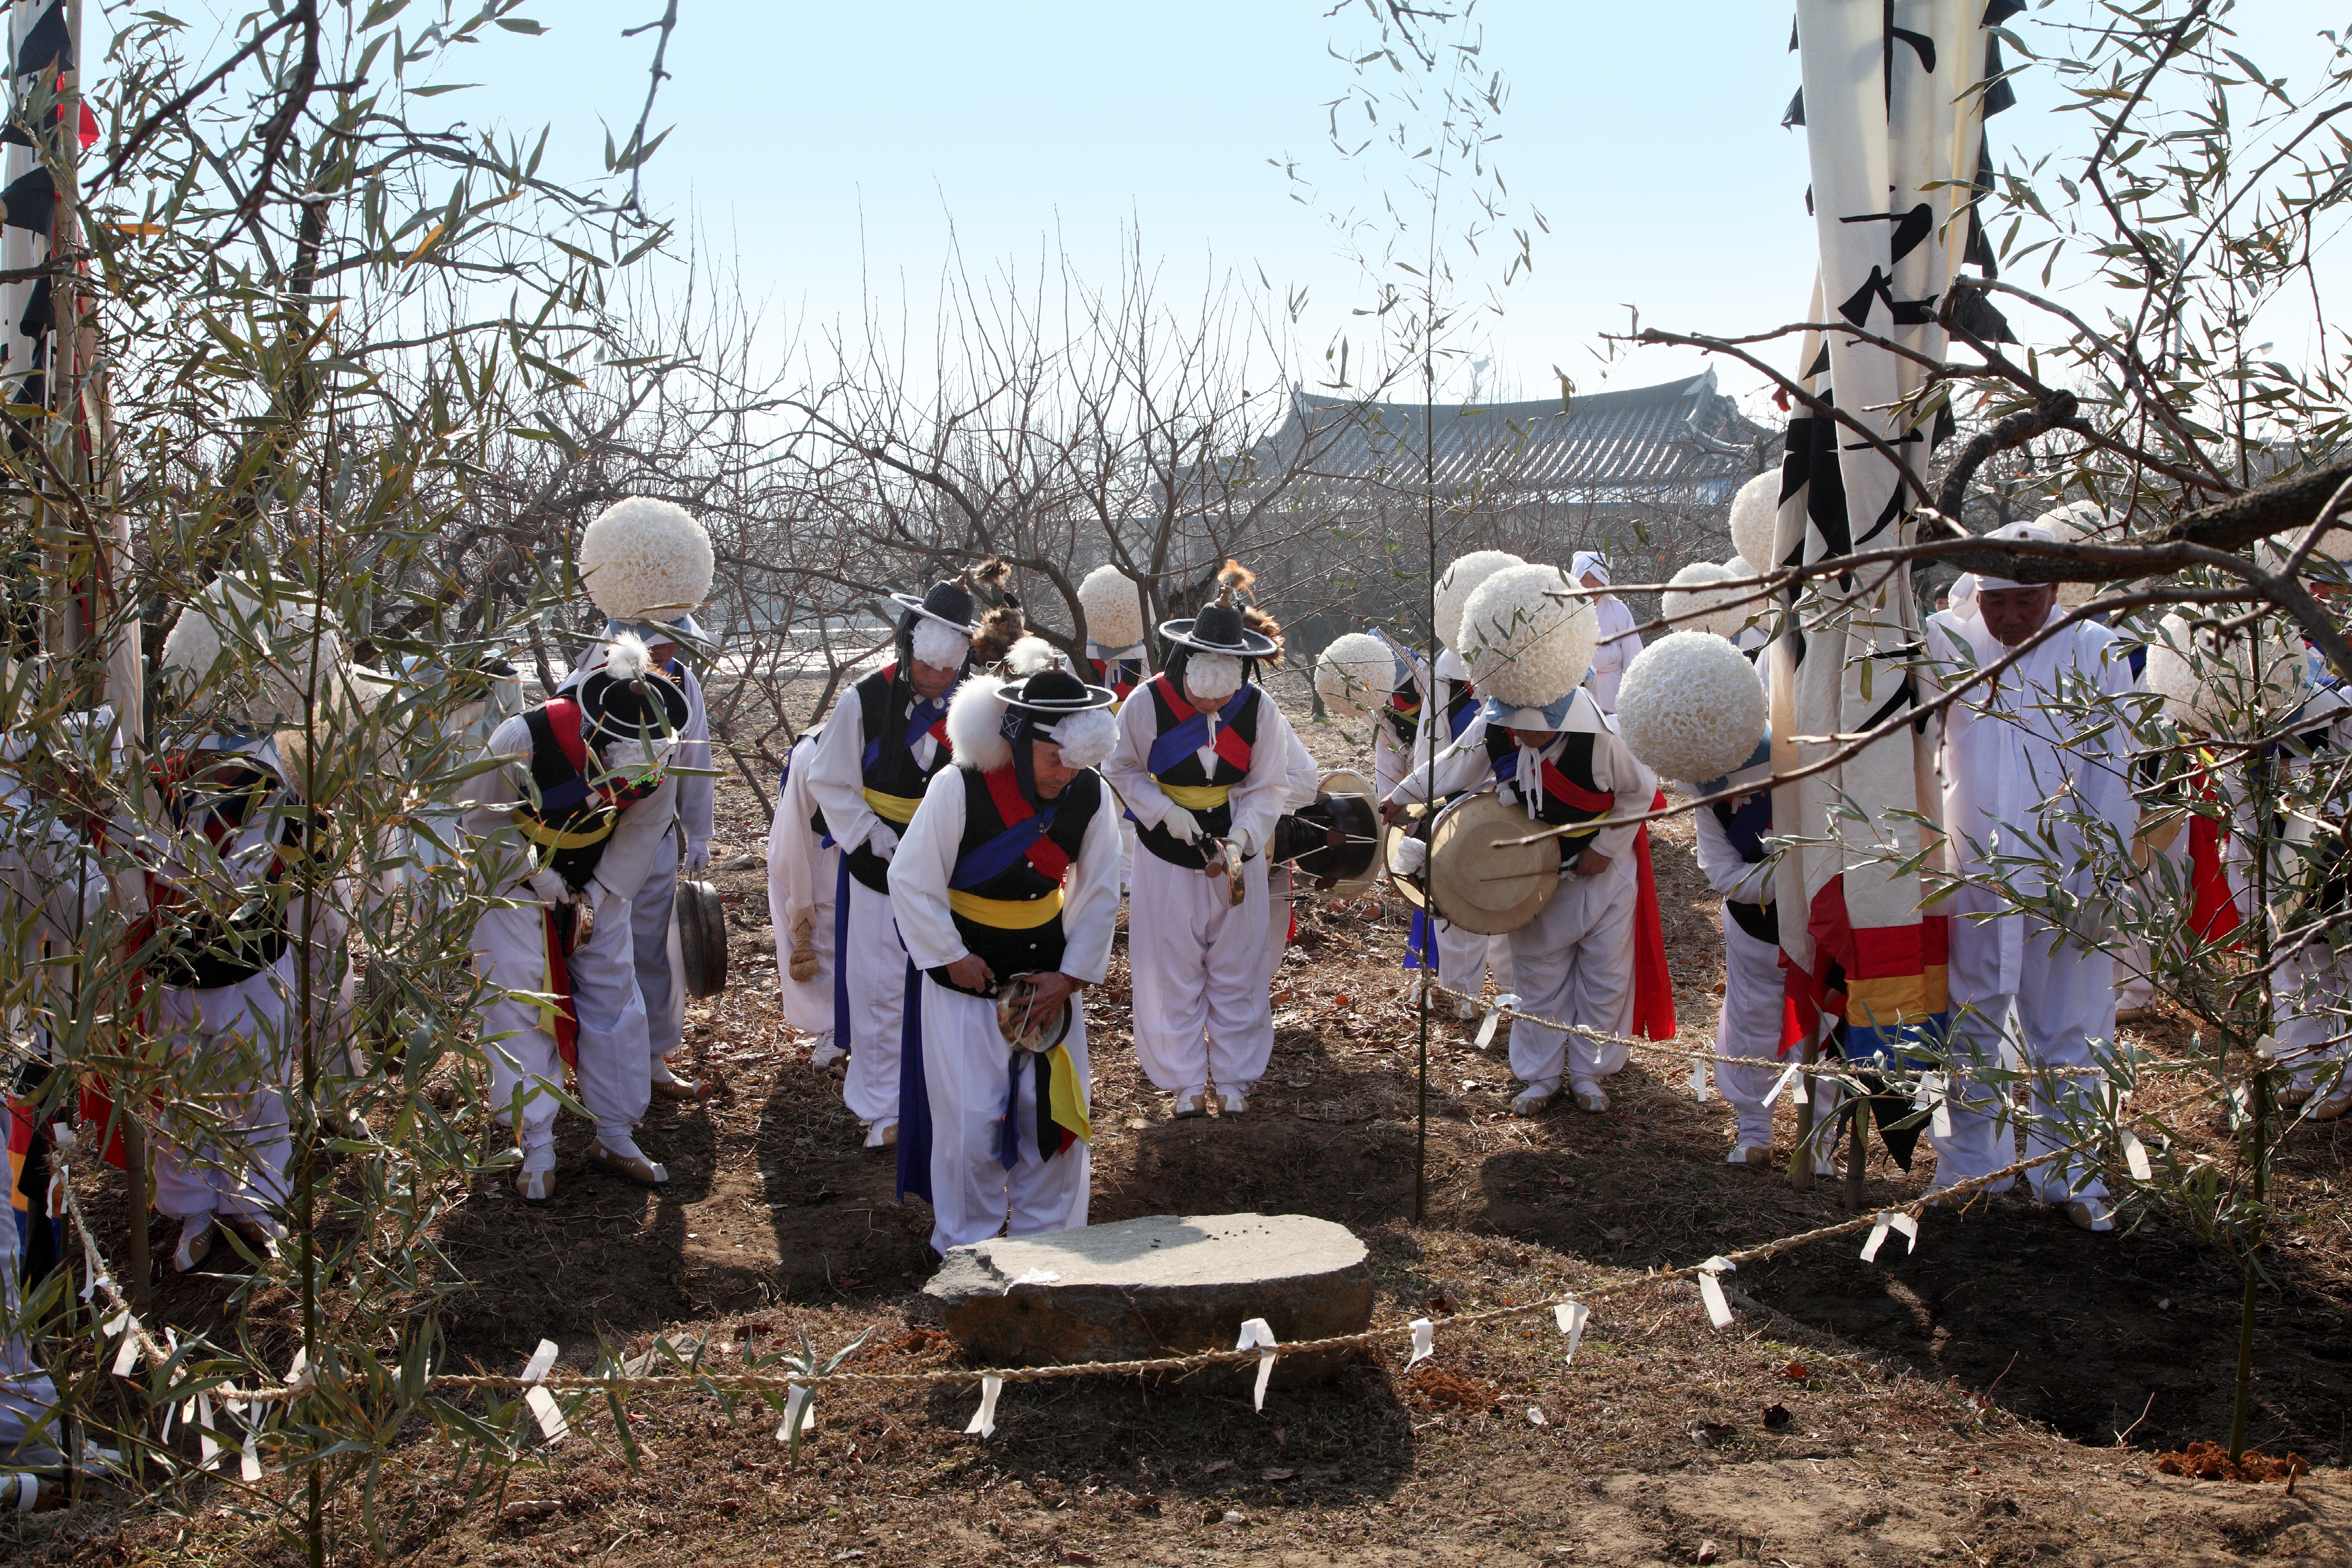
[1234,826,1258,859]
[1393,836,1428,875]
[683,839,711,873]
[865,823,900,862]
[1160,807,1206,845]
[527,867,571,906]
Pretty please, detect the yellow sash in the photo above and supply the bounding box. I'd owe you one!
[1160,782,1231,811]
[1046,1041,1090,1143]
[512,808,614,851]
[948,886,1065,929]
[864,787,924,825]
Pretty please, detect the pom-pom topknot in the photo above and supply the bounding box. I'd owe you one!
[2143,612,2304,738]
[1315,632,1398,719]
[1460,564,1598,710]
[1661,562,1741,640]
[1077,564,1146,649]
[578,497,715,622]
[1728,471,1780,571]
[1615,632,1768,783]
[1433,551,1525,655]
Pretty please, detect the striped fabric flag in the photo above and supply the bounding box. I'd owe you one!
[1769,0,2018,1064]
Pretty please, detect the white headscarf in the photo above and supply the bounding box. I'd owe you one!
[1570,550,1612,587]
[1972,523,2055,592]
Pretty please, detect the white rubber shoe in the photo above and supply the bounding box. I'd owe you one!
[1509,1087,1552,1118]
[171,1215,215,1274]
[1219,1089,1248,1117]
[861,1120,897,1150]
[516,1145,557,1204]
[1569,1080,1611,1114]
[808,1036,848,1072]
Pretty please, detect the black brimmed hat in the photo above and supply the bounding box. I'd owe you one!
[1000,667,1116,716]
[579,666,690,749]
[891,579,981,634]
[1160,600,1278,658]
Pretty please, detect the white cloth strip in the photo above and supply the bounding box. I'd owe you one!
[520,1339,569,1444]
[110,1317,143,1378]
[1861,1212,1893,1262]
[2119,1128,2152,1180]
[776,1384,815,1444]
[1889,1213,1920,1254]
[1407,1317,1434,1367]
[1765,1059,1802,1107]
[1697,1256,1735,1329]
[1688,1059,1710,1102]
[1553,1299,1590,1364]
[1237,1318,1278,1412]
[197,1391,220,1466]
[963,1375,1004,1438]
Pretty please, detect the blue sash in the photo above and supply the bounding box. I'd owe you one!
[1146,687,1252,775]
[1447,693,1480,741]
[864,696,948,771]
[949,807,1059,890]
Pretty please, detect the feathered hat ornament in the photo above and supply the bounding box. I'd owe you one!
[1160,560,1278,658]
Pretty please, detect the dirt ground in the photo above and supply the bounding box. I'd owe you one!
[15,674,2352,1565]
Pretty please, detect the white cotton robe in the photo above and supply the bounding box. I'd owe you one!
[767,732,840,1042]
[1104,681,1302,1098]
[1927,607,2138,1201]
[458,712,678,1149]
[1695,802,1785,1149]
[889,765,1122,1253]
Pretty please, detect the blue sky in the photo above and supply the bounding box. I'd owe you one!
[104,2,2352,407]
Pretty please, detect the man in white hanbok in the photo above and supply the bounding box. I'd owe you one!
[1925,523,2139,1231]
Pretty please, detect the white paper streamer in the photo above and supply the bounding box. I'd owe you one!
[1237,1318,1278,1411]
[1407,1317,1434,1367]
[963,1375,1003,1438]
[240,1408,264,1483]
[286,1348,313,1395]
[520,1339,569,1444]
[1764,1059,1801,1107]
[1553,1299,1590,1364]
[110,1317,142,1378]
[1914,1071,1951,1139]
[2119,1128,2153,1180]
[1697,1257,1735,1329]
[1860,1212,1921,1262]
[776,1383,816,1444]
[1688,1059,1710,1103]
[1889,1213,1919,1254]
[197,1392,220,1466]
[1474,995,1517,1050]
[1860,1213,1892,1262]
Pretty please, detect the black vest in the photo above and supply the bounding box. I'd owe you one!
[1134,677,1262,870]
[930,768,1101,997]
[846,666,954,893]
[512,702,622,892]
[1709,792,1780,944]
[152,752,295,989]
[1482,725,1614,867]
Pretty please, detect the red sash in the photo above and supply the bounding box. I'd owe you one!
[2186,755,2242,946]
[540,909,580,1070]
[1154,675,1254,774]
[981,766,1073,882]
[1629,790,1676,1042]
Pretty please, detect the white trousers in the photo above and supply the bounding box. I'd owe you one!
[2274,942,2352,1094]
[767,791,839,1040]
[152,957,295,1221]
[1436,917,1514,997]
[1265,865,1295,988]
[840,877,911,1126]
[1505,862,1635,1093]
[628,828,685,1063]
[0,1165,59,1461]
[2115,832,2190,1011]
[470,892,652,1150]
[1128,848,1274,1097]
[1939,916,2113,1203]
[919,980,1092,1254]
[1715,911,1787,1147]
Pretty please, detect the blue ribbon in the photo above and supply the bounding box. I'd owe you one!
[950,808,1058,890]
[1146,686,1251,775]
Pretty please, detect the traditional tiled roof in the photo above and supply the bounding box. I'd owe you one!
[1265,369,1769,502]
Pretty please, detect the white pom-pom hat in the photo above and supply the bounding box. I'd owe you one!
[1660,562,1739,640]
[579,497,716,643]
[1077,564,1147,652]
[1728,471,1781,570]
[1002,635,1064,677]
[947,667,1118,774]
[2035,500,2118,608]
[160,574,345,728]
[1314,631,1397,719]
[1460,563,1598,710]
[1615,632,1769,783]
[2144,612,2306,738]
[1433,550,1525,655]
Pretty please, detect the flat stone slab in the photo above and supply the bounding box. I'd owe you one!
[924,1212,1373,1387]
